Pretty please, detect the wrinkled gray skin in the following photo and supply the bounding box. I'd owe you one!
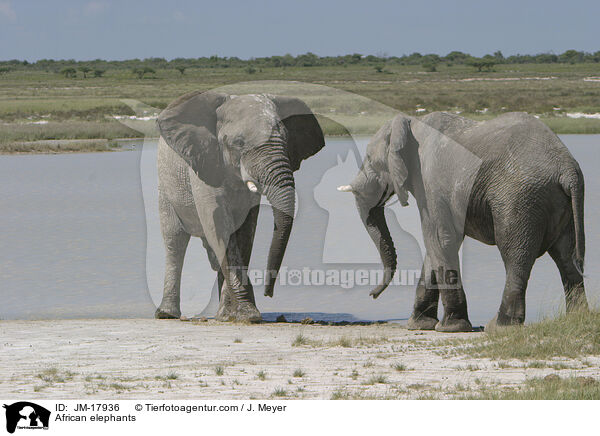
[156,91,324,322]
[345,112,586,332]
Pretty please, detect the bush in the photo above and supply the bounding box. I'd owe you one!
[61,67,77,78]
[422,62,437,72]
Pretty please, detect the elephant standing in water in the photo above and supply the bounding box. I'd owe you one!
[155,91,324,322]
[339,112,586,331]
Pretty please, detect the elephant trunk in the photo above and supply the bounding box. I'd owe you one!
[246,142,296,297]
[357,201,397,299]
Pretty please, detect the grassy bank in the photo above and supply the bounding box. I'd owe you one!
[1,63,600,152]
[446,309,600,360]
[0,139,125,154]
[463,376,600,400]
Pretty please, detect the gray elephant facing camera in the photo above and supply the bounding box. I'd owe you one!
[340,111,586,331]
[156,91,324,322]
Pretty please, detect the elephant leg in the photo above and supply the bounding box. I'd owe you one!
[156,194,190,319]
[199,235,226,314]
[424,230,471,332]
[407,262,439,330]
[214,206,261,322]
[548,229,588,312]
[487,247,536,330]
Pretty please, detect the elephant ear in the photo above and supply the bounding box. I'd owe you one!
[387,115,411,206]
[270,95,325,171]
[156,90,228,187]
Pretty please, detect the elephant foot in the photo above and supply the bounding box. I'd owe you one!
[485,314,523,332]
[235,302,262,323]
[216,301,262,323]
[406,315,438,330]
[435,318,472,333]
[154,303,181,319]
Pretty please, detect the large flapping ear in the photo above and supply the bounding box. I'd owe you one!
[387,115,412,206]
[270,95,326,171]
[156,90,228,187]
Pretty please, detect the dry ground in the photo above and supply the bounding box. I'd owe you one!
[1,319,599,399]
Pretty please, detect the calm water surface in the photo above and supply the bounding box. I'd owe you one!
[1,135,598,325]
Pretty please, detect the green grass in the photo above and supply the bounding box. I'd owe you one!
[363,375,388,385]
[154,372,179,380]
[292,334,390,348]
[463,376,600,400]
[36,368,76,384]
[214,366,224,376]
[525,361,572,370]
[293,369,305,378]
[292,334,310,347]
[1,63,599,152]
[0,120,139,145]
[449,309,600,360]
[256,370,267,381]
[392,363,408,372]
[272,388,287,397]
[538,116,600,134]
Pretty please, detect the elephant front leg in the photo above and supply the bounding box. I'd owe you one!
[156,196,190,319]
[424,231,472,332]
[215,259,261,323]
[215,206,261,323]
[407,262,439,330]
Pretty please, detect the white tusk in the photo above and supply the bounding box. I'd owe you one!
[246,181,258,193]
[337,185,353,192]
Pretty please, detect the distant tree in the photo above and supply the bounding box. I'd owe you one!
[404,52,423,65]
[374,65,383,73]
[0,67,10,75]
[176,66,186,75]
[560,49,584,64]
[245,66,256,74]
[93,69,105,77]
[422,61,437,72]
[536,53,558,63]
[444,51,469,64]
[350,53,362,64]
[296,52,319,67]
[132,67,156,79]
[493,50,505,62]
[467,56,496,72]
[79,66,91,78]
[61,67,77,78]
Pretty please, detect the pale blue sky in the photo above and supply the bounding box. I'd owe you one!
[1,0,598,61]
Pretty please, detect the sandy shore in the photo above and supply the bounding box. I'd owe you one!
[1,319,599,399]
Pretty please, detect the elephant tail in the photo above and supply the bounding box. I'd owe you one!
[564,170,585,276]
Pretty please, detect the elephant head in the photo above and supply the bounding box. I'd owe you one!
[157,90,325,297]
[338,115,413,299]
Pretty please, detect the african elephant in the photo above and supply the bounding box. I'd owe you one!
[339,111,586,331]
[155,90,324,322]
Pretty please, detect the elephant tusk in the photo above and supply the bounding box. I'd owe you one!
[337,185,353,192]
[246,181,258,193]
